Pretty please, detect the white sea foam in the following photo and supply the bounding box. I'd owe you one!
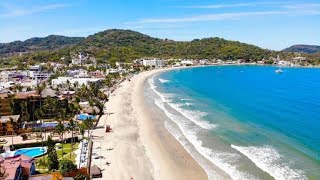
[185,102,194,106]
[168,103,215,130]
[231,145,307,180]
[158,78,170,83]
[148,76,256,180]
[181,98,192,101]
[149,76,172,103]
[154,97,256,180]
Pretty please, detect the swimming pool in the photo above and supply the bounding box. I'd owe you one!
[77,114,95,121]
[14,147,47,158]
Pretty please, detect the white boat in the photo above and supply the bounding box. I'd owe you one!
[275,69,283,74]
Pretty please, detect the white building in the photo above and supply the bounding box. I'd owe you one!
[142,58,165,67]
[292,56,306,62]
[0,81,15,90]
[180,60,194,66]
[28,71,52,80]
[0,71,10,83]
[199,59,209,65]
[51,77,73,88]
[51,77,102,88]
[29,65,42,72]
[278,60,290,66]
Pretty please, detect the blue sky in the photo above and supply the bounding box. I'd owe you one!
[0,0,319,50]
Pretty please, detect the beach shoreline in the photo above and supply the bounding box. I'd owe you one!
[91,67,208,180]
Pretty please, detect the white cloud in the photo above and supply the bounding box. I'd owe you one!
[182,2,288,9]
[0,3,68,18]
[283,3,320,9]
[136,11,288,24]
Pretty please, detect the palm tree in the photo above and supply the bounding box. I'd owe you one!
[30,96,38,121]
[43,96,58,118]
[66,79,71,91]
[55,122,65,159]
[9,117,15,148]
[67,118,76,159]
[36,82,46,112]
[35,109,44,147]
[83,117,94,140]
[73,81,79,90]
[18,101,29,123]
[79,123,85,139]
[14,84,23,92]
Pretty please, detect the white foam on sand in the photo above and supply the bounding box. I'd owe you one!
[231,145,307,180]
[149,76,257,180]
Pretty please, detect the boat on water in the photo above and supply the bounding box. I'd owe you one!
[275,69,283,74]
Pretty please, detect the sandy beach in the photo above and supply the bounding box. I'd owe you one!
[91,68,208,180]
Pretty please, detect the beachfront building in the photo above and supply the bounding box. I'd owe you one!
[28,71,52,80]
[0,71,10,83]
[180,60,194,66]
[28,65,42,72]
[277,60,290,66]
[199,59,209,65]
[292,56,307,63]
[0,115,20,135]
[0,154,36,180]
[142,58,165,68]
[0,93,12,116]
[0,81,15,91]
[51,77,102,89]
[12,90,66,122]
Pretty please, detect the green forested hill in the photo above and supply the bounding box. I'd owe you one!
[1,29,281,66]
[0,35,84,56]
[72,29,272,62]
[282,45,320,54]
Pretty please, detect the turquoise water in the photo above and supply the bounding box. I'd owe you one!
[146,65,320,180]
[15,147,47,158]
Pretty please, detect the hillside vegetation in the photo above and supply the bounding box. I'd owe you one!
[283,45,320,54]
[0,35,84,56]
[2,29,317,66]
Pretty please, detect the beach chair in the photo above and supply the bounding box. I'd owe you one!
[105,125,112,133]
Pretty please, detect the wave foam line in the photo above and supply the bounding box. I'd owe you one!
[148,75,172,103]
[150,76,215,130]
[149,77,256,179]
[181,98,192,101]
[153,98,256,180]
[185,102,194,106]
[231,145,307,180]
[168,103,215,130]
[158,78,170,83]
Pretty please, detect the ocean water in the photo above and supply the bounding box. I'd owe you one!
[145,65,320,180]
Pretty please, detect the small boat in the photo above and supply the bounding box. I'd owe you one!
[275,69,283,74]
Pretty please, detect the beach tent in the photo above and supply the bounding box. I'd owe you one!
[90,164,102,178]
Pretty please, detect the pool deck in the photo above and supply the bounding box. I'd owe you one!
[0,131,83,146]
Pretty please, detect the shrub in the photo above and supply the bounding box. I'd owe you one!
[74,173,89,180]
[59,159,77,174]
[47,136,59,171]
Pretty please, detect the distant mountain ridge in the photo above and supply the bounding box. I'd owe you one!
[72,29,268,61]
[282,45,320,54]
[1,29,275,64]
[0,35,84,56]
